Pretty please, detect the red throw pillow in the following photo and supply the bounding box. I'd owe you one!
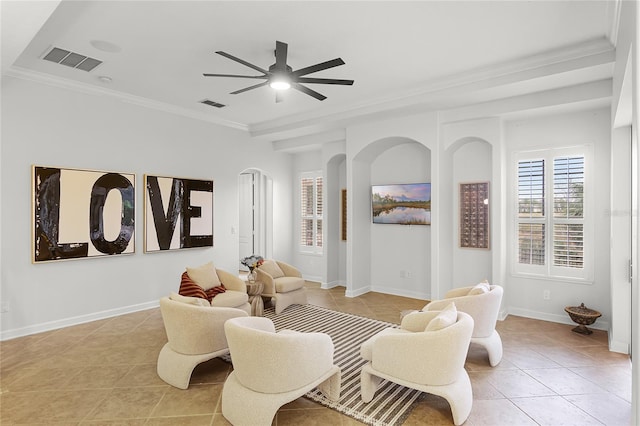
[205,284,226,301]
[179,272,227,303]
[179,272,207,300]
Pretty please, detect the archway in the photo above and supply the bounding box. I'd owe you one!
[349,137,431,298]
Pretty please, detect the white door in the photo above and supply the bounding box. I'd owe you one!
[239,173,254,271]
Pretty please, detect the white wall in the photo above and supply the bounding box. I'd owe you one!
[504,108,612,328]
[0,76,293,339]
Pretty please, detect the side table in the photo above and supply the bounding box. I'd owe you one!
[246,281,264,316]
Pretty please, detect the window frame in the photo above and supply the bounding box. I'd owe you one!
[512,146,593,282]
[298,171,323,255]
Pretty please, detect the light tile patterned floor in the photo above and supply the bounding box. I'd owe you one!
[0,282,631,425]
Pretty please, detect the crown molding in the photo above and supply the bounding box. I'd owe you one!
[3,66,249,132]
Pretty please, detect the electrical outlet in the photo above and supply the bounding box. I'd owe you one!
[543,290,551,300]
[406,271,413,279]
[0,302,8,313]
[400,270,405,278]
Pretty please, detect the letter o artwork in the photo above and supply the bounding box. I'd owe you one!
[89,173,135,254]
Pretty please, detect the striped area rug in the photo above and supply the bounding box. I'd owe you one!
[262,303,423,426]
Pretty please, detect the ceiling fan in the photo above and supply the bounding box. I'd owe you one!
[203,41,354,102]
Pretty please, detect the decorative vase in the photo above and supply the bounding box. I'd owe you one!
[564,303,601,335]
[247,269,257,283]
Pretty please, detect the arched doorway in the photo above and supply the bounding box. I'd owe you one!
[238,169,273,270]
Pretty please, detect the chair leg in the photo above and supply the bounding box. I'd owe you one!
[360,363,383,403]
[435,371,473,426]
[274,288,308,314]
[472,331,503,366]
[316,368,341,401]
[156,344,197,390]
[222,372,285,426]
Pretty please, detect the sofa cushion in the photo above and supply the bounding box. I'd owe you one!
[260,260,285,279]
[425,302,457,331]
[467,280,490,296]
[179,272,208,300]
[274,276,305,293]
[186,261,222,290]
[169,292,210,307]
[210,290,249,308]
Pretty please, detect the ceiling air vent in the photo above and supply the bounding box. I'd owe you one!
[42,47,102,72]
[200,99,226,108]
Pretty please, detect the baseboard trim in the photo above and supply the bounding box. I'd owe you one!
[322,280,344,289]
[507,307,610,331]
[0,301,159,341]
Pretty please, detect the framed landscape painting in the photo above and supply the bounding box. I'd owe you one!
[144,175,213,252]
[33,166,135,262]
[371,183,431,225]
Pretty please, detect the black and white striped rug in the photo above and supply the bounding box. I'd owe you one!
[263,303,423,426]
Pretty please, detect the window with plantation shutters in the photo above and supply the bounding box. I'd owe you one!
[300,172,323,253]
[514,148,591,281]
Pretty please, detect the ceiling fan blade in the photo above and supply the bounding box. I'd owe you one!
[216,51,269,74]
[203,73,267,79]
[292,58,346,77]
[296,77,354,85]
[230,81,269,95]
[291,83,327,101]
[274,41,288,71]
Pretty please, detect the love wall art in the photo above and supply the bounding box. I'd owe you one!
[33,167,214,262]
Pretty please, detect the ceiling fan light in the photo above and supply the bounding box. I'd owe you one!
[269,77,291,90]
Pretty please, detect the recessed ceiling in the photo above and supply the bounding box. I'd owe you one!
[3,1,616,141]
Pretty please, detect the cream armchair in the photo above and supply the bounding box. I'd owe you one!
[425,283,503,366]
[157,295,248,389]
[222,316,341,426]
[360,310,474,426]
[179,262,251,315]
[255,260,307,314]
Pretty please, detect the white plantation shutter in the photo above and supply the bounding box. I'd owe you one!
[517,159,545,266]
[552,156,584,268]
[299,173,323,252]
[300,178,314,246]
[514,150,590,280]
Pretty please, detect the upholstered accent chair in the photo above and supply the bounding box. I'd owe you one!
[255,260,307,314]
[222,316,341,426]
[179,261,251,314]
[424,282,504,366]
[360,307,474,426]
[157,294,248,389]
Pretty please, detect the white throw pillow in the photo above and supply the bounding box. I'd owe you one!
[468,280,490,295]
[170,292,210,307]
[259,260,285,279]
[186,261,222,290]
[425,302,457,331]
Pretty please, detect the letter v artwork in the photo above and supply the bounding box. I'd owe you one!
[143,175,213,252]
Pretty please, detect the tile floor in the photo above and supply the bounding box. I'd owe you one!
[0,282,632,425]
